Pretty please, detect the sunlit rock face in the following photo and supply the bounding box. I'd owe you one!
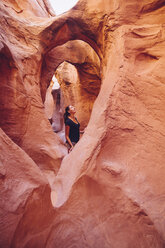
[51,88,63,133]
[44,82,54,121]
[1,0,165,247]
[44,80,63,133]
[1,0,55,18]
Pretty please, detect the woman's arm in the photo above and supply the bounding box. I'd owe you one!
[65,125,73,148]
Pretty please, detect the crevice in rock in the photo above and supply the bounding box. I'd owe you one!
[141,0,165,13]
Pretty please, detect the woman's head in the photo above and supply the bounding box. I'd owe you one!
[64,105,76,123]
[68,105,76,114]
[65,106,70,115]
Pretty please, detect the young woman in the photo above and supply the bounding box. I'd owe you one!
[64,105,80,152]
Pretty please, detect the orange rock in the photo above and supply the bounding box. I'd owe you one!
[0,0,67,173]
[0,128,55,247]
[49,0,165,247]
[1,0,165,247]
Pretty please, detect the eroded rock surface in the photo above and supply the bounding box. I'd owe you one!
[50,0,165,247]
[1,0,165,247]
[0,0,67,173]
[42,39,101,129]
[0,128,55,248]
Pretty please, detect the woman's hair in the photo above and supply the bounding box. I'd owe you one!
[64,105,70,124]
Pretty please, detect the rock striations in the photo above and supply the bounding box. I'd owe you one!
[0,0,165,247]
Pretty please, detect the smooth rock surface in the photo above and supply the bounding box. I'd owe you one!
[49,0,165,247]
[1,0,165,247]
[0,128,55,248]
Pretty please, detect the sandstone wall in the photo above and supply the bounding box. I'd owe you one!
[0,128,55,247]
[0,0,67,175]
[44,81,54,121]
[1,0,165,247]
[51,88,63,133]
[49,0,165,247]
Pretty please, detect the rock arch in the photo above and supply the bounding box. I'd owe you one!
[40,39,101,100]
[41,39,101,131]
[1,0,165,247]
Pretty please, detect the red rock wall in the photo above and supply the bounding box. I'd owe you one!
[51,88,63,133]
[44,81,55,120]
[0,128,55,247]
[1,0,165,247]
[0,0,67,174]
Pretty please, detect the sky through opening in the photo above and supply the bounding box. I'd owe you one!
[49,0,78,15]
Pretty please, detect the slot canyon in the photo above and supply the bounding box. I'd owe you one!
[0,0,165,247]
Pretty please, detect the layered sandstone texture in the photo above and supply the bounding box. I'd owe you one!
[1,0,165,247]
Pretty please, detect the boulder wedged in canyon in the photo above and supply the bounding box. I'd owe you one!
[1,0,165,247]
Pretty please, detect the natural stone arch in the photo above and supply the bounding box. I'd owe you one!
[41,38,101,135]
[55,60,97,130]
[0,0,104,161]
[1,0,165,247]
[0,1,70,173]
[42,39,101,137]
[41,17,103,61]
[40,39,101,102]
